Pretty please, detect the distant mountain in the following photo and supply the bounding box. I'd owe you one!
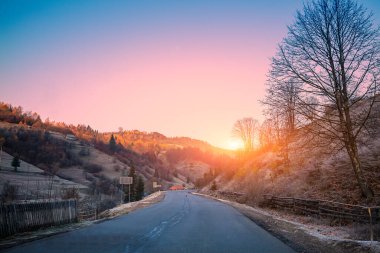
[99,130,227,155]
[0,101,228,154]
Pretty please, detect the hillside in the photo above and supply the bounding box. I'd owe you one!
[202,97,380,206]
[0,102,233,205]
[0,151,86,201]
[0,122,186,192]
[2,97,379,206]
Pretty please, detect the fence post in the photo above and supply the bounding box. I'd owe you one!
[69,200,71,222]
[13,204,18,234]
[368,207,373,242]
[74,200,78,222]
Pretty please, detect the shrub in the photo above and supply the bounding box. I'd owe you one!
[98,199,117,213]
[60,151,83,167]
[210,181,217,191]
[83,163,103,173]
[1,181,18,203]
[79,147,90,157]
[61,187,80,200]
[113,164,121,172]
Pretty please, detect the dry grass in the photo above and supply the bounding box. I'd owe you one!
[214,114,380,205]
[0,152,86,201]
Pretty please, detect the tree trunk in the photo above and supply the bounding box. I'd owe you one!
[338,93,374,200]
[344,140,374,200]
[342,99,374,200]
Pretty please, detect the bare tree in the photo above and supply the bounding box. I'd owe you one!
[263,79,300,133]
[269,0,380,199]
[232,118,259,152]
[259,119,275,148]
[262,79,301,162]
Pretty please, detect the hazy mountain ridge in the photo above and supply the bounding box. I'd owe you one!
[100,130,227,155]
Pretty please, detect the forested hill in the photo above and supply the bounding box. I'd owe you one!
[99,131,227,154]
[0,101,225,155]
[0,101,235,191]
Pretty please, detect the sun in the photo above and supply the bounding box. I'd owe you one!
[226,139,244,151]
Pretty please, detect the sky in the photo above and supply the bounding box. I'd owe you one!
[1,0,380,149]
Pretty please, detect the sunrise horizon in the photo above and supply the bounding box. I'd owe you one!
[1,0,379,150]
[0,98,246,150]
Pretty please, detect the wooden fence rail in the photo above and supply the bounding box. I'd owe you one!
[263,195,380,224]
[0,199,77,238]
[217,191,244,198]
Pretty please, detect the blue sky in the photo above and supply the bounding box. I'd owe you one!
[1,0,379,148]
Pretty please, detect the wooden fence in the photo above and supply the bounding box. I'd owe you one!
[264,195,380,241]
[0,199,77,238]
[263,195,380,223]
[217,191,244,198]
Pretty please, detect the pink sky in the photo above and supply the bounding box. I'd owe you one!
[1,1,379,149]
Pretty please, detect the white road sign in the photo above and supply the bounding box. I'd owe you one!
[153,182,161,188]
[120,176,133,185]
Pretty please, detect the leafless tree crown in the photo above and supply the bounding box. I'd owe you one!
[266,0,380,199]
[232,118,259,152]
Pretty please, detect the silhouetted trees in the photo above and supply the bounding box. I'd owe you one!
[0,102,41,126]
[11,155,20,171]
[136,175,145,201]
[109,134,117,153]
[195,168,219,188]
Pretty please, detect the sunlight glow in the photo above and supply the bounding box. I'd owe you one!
[226,139,244,151]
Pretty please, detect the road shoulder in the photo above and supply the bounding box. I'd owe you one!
[98,191,165,219]
[193,192,380,253]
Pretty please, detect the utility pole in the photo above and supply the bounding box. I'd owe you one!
[0,144,2,170]
[25,164,30,201]
[128,183,131,203]
[120,185,124,204]
[0,137,4,170]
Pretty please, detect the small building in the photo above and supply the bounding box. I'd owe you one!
[169,185,185,191]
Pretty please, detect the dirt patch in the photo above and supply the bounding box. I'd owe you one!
[194,193,380,253]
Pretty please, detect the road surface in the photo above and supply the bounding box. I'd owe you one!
[3,191,295,253]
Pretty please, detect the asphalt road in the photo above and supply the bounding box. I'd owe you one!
[3,191,295,253]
